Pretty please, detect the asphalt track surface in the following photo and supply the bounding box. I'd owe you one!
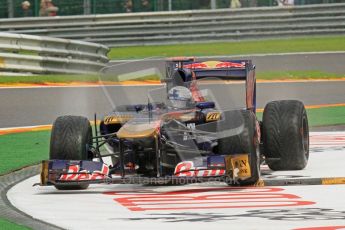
[7,132,345,230]
[0,80,344,128]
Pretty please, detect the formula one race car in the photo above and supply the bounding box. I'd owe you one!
[38,58,309,190]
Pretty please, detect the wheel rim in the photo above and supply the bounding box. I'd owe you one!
[301,114,309,159]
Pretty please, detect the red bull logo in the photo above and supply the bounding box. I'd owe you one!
[183,61,245,69]
[59,164,109,181]
[183,62,209,69]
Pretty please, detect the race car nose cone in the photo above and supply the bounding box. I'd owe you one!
[117,121,159,139]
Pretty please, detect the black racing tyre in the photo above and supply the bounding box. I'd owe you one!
[50,115,93,190]
[217,110,260,186]
[262,100,309,170]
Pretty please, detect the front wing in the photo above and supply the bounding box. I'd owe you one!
[37,154,253,187]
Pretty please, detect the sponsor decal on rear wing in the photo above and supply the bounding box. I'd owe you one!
[183,60,246,69]
[182,60,254,80]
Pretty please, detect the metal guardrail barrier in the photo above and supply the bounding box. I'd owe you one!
[0,3,345,47]
[0,32,109,75]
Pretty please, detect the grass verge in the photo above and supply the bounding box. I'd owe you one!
[108,36,345,59]
[256,106,345,127]
[0,74,101,85]
[0,219,31,230]
[0,130,49,175]
[0,74,162,85]
[256,70,345,80]
[306,106,345,127]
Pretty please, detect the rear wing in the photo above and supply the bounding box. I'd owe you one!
[166,59,254,80]
[182,60,253,80]
[165,58,257,112]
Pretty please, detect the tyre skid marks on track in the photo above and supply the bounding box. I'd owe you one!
[112,208,345,223]
[310,133,345,148]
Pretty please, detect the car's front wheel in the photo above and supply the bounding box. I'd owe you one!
[50,115,93,190]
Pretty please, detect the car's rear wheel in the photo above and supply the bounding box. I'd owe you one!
[50,115,93,190]
[262,100,309,170]
[217,110,260,186]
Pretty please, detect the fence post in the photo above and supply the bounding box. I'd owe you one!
[7,0,13,18]
[84,0,91,14]
[168,0,172,11]
[211,0,217,9]
[94,0,97,14]
[34,0,39,16]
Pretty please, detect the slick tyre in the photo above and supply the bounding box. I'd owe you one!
[262,100,309,170]
[50,115,93,190]
[218,110,260,186]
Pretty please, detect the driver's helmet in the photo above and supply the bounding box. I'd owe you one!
[168,86,193,109]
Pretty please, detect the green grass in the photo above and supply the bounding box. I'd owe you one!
[0,219,31,230]
[306,106,345,127]
[256,70,345,80]
[256,106,345,127]
[0,74,101,84]
[108,36,345,59]
[0,74,161,85]
[0,130,49,175]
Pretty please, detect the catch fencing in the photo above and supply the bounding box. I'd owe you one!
[1,0,343,18]
[0,3,344,47]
